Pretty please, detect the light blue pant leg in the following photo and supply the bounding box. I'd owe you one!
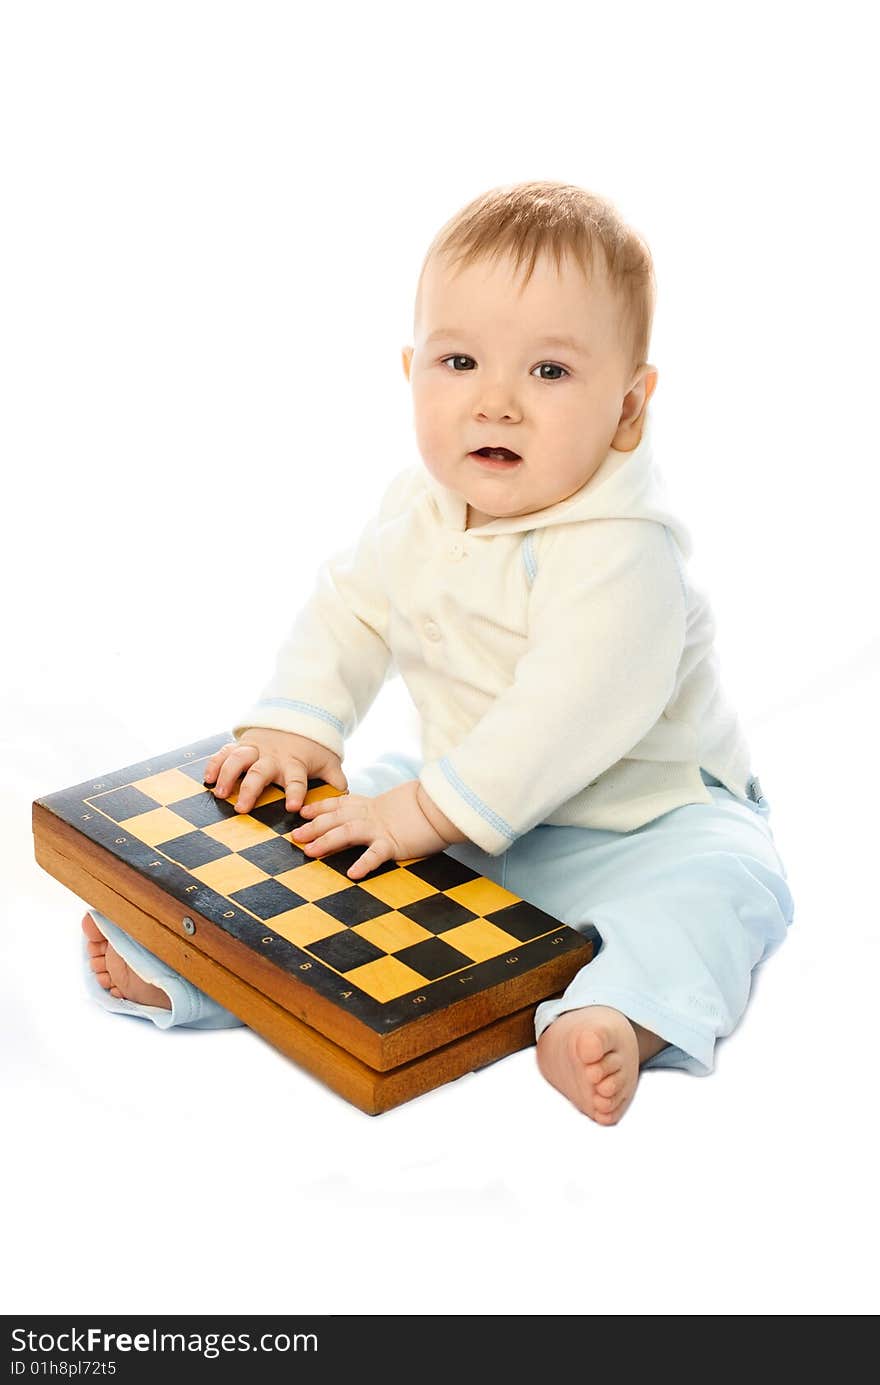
[82,909,245,1029]
[523,777,794,1075]
[425,774,794,1076]
[429,770,795,1076]
[82,751,425,1030]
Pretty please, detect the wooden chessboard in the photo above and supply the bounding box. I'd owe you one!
[33,734,600,1113]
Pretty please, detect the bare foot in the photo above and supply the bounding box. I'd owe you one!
[81,913,171,1010]
[536,1005,667,1125]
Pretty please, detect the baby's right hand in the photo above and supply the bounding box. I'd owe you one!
[203,728,348,815]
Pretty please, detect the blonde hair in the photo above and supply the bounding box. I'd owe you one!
[415,179,656,376]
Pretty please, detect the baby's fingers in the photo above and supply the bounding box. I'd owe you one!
[296,793,363,828]
[293,809,373,859]
[233,761,280,814]
[210,744,262,800]
[203,742,239,785]
[298,796,345,818]
[348,838,395,880]
[291,805,342,843]
[283,761,309,813]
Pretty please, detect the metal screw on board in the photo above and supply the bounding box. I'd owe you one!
[182,916,196,935]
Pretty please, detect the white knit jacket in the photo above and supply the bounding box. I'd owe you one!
[233,413,756,855]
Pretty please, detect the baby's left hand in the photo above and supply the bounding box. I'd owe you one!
[291,780,450,879]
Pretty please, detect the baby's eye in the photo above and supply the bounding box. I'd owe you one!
[532,362,568,381]
[439,355,569,380]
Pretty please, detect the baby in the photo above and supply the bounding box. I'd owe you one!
[83,179,794,1124]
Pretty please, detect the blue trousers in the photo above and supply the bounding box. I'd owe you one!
[83,754,794,1075]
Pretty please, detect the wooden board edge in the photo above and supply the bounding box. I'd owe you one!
[37,836,539,1114]
[33,802,391,1066]
[33,803,594,1069]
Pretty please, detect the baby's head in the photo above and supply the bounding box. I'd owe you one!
[402,180,658,527]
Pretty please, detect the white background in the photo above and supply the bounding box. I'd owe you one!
[2,0,877,1316]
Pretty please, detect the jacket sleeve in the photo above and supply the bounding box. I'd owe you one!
[231,469,417,758]
[417,520,688,854]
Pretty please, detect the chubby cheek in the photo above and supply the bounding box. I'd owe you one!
[541,397,585,448]
[412,383,456,468]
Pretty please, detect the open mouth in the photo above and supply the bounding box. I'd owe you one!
[469,446,523,466]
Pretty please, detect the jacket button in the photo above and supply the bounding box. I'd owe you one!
[449,540,465,560]
[424,619,442,641]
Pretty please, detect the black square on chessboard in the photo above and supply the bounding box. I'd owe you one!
[317,885,393,927]
[92,785,160,823]
[393,936,474,981]
[239,837,309,876]
[182,757,216,783]
[404,854,480,891]
[310,846,397,880]
[247,797,303,835]
[169,791,238,830]
[157,831,233,869]
[306,928,386,973]
[400,892,477,934]
[485,899,563,942]
[230,878,307,919]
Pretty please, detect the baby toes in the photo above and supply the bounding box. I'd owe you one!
[593,1082,633,1123]
[593,1092,626,1118]
[81,912,105,944]
[583,1052,624,1089]
[592,1108,624,1127]
[571,1025,609,1069]
[595,1071,623,1100]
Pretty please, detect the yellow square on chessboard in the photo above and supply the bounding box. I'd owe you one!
[117,806,201,847]
[344,955,428,1004]
[203,816,280,851]
[131,768,207,806]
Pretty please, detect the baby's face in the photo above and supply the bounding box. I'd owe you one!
[402,248,655,526]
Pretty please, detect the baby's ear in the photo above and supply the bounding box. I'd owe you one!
[401,345,413,380]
